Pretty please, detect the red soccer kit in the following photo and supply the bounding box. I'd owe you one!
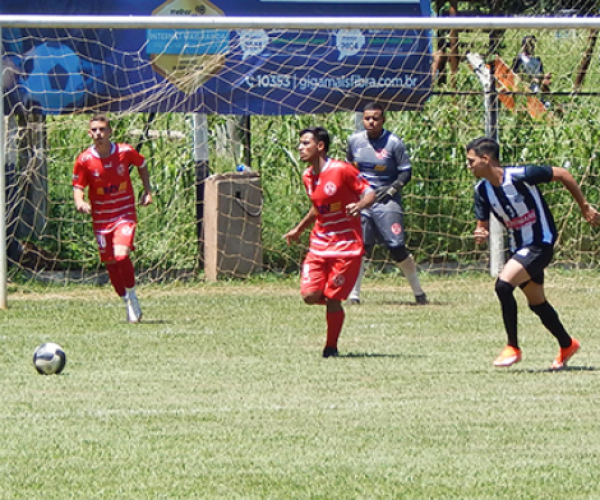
[301,158,372,300]
[73,143,145,233]
[73,143,145,261]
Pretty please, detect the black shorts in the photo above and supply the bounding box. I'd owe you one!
[361,198,405,249]
[510,244,554,286]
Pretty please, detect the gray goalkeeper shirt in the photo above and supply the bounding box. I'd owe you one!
[346,129,411,191]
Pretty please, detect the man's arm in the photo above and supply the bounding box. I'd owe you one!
[136,162,153,206]
[552,167,600,226]
[284,206,317,245]
[474,219,490,245]
[347,188,376,217]
[375,140,412,202]
[73,187,91,215]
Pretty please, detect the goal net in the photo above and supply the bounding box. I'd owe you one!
[2,16,600,299]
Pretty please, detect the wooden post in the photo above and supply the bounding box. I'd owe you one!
[574,30,598,91]
[449,0,459,88]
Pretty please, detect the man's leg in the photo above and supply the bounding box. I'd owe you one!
[390,246,427,304]
[374,203,427,304]
[347,215,374,305]
[492,258,532,367]
[323,256,361,357]
[113,221,141,323]
[324,299,344,357]
[347,247,371,305]
[523,281,579,370]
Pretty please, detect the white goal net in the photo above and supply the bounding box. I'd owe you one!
[2,15,600,302]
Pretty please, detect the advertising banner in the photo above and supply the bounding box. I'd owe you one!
[1,0,432,115]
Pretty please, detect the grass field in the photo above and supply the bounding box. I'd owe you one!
[2,272,600,499]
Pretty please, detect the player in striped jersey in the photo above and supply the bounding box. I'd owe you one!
[285,127,375,357]
[73,114,152,324]
[346,102,427,306]
[467,137,599,370]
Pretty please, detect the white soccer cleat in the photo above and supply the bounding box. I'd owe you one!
[125,291,143,324]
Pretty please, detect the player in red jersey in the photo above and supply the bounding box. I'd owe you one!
[73,114,152,323]
[285,127,375,357]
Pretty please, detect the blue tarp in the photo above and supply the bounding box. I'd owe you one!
[1,0,432,115]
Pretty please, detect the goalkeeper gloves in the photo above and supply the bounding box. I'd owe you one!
[375,179,404,203]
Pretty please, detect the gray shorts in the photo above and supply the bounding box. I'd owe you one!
[361,198,405,248]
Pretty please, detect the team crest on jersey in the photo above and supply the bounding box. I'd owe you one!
[121,225,134,236]
[375,148,389,160]
[332,273,345,287]
[391,223,403,235]
[324,182,337,196]
[117,164,126,176]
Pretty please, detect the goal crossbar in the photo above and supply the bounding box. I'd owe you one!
[2,15,600,30]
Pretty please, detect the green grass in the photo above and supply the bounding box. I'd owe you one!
[2,272,600,499]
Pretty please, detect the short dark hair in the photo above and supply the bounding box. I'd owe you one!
[90,113,111,128]
[466,137,500,161]
[363,102,385,114]
[522,35,536,48]
[299,127,330,153]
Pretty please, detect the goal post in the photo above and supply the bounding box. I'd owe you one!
[2,15,600,303]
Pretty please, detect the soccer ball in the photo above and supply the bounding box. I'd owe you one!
[19,42,93,113]
[33,343,66,375]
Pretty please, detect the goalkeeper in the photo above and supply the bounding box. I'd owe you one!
[346,102,427,305]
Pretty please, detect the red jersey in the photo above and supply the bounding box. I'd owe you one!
[73,143,145,233]
[303,158,371,258]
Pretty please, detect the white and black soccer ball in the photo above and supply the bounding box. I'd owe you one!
[33,342,66,375]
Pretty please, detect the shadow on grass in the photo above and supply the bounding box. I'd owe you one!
[377,300,442,307]
[339,352,427,359]
[508,366,597,373]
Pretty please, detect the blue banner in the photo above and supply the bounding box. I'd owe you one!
[1,0,432,115]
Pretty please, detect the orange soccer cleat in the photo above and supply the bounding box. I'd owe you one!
[493,345,522,367]
[551,338,580,371]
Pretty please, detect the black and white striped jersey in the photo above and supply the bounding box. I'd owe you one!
[474,165,556,253]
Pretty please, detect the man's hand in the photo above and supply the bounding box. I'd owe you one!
[346,202,361,217]
[473,227,489,245]
[139,191,153,207]
[582,203,600,227]
[76,201,91,215]
[375,179,403,203]
[284,228,302,246]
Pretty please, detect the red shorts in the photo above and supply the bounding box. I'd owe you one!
[300,252,362,301]
[95,221,137,262]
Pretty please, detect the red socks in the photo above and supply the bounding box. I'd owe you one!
[106,256,136,297]
[326,309,345,349]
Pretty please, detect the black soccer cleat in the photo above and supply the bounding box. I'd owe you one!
[322,346,339,358]
[415,293,429,305]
